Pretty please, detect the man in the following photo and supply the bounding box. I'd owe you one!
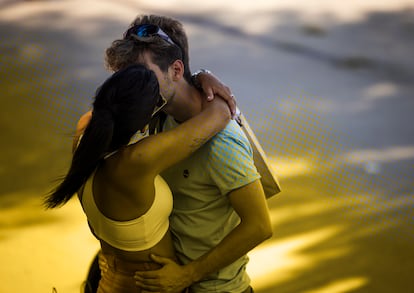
[86,15,273,293]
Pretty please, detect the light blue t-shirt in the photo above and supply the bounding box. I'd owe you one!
[161,117,261,292]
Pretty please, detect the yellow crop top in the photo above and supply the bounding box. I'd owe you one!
[80,173,173,251]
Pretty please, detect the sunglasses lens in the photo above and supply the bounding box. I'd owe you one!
[136,24,158,37]
[124,24,176,47]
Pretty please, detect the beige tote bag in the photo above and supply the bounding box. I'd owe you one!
[238,110,281,198]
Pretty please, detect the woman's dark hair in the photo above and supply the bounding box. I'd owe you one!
[44,64,159,208]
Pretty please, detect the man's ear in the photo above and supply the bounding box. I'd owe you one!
[169,59,184,81]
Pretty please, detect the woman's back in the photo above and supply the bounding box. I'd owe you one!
[89,150,167,222]
[80,148,176,293]
[80,146,176,260]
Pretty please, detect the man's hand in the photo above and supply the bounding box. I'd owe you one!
[134,254,193,293]
[196,71,237,117]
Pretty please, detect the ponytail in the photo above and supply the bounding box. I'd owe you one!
[44,64,159,208]
[44,110,114,208]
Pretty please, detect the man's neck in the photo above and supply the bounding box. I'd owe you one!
[166,82,204,122]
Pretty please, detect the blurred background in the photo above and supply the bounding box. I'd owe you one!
[1,0,413,292]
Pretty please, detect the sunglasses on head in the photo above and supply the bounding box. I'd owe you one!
[124,24,177,46]
[151,93,167,117]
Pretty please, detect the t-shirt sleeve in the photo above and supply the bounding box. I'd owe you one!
[207,121,261,196]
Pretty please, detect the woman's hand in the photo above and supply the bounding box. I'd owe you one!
[194,71,237,117]
[72,110,92,153]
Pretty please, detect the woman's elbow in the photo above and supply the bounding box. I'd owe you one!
[215,99,232,125]
[220,106,231,126]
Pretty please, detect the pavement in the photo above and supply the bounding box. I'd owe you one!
[1,0,413,292]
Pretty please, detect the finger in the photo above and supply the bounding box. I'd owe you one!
[215,91,236,116]
[150,254,174,265]
[134,277,160,286]
[134,272,159,279]
[219,85,233,100]
[224,85,232,97]
[136,281,161,292]
[227,94,237,117]
[214,86,231,101]
[204,87,214,101]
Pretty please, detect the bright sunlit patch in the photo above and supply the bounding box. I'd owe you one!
[304,277,369,293]
[0,0,139,31]
[343,146,414,164]
[362,82,399,101]
[268,201,342,226]
[247,226,345,290]
[268,156,313,178]
[0,192,99,293]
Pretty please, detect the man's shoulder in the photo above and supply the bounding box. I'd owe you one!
[211,120,249,146]
[206,120,253,161]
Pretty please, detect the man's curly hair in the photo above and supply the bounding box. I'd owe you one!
[105,14,192,83]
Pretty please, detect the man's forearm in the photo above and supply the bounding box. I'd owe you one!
[134,181,272,292]
[185,218,272,283]
[185,180,273,283]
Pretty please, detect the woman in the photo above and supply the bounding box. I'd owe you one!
[44,64,231,292]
